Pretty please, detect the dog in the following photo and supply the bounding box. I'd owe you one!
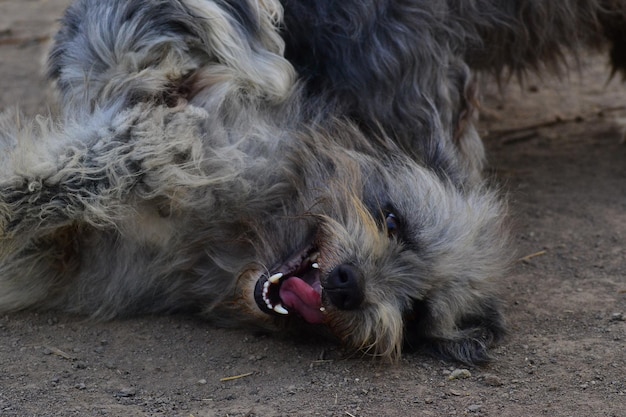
[0,0,511,364]
[3,0,623,364]
[280,0,626,173]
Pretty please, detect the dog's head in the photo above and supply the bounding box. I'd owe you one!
[238,131,510,364]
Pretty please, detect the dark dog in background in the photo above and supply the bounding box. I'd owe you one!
[281,0,626,178]
[0,0,623,364]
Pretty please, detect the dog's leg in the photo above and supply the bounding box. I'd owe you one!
[0,104,213,239]
[404,294,506,364]
[48,0,294,116]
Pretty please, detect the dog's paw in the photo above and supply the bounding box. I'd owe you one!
[425,327,504,365]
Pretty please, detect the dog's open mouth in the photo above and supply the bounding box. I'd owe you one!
[253,245,325,324]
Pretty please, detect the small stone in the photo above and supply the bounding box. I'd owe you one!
[610,313,624,322]
[75,383,86,390]
[74,361,88,369]
[115,387,136,398]
[468,404,482,413]
[448,368,471,380]
[197,379,207,385]
[482,374,504,387]
[424,398,434,404]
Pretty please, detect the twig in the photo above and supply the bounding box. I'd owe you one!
[500,130,539,145]
[44,345,74,360]
[220,372,254,382]
[487,105,626,141]
[517,250,547,263]
[489,118,570,138]
[311,359,334,364]
[0,35,50,46]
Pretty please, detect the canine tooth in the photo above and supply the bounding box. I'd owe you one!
[273,304,289,315]
[311,262,319,269]
[319,307,326,312]
[268,272,284,284]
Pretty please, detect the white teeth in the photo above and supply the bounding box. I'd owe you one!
[319,307,326,312]
[268,272,284,284]
[273,304,289,315]
[311,263,319,269]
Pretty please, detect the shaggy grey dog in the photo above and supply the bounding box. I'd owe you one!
[0,0,512,364]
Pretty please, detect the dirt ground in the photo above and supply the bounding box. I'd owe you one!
[0,1,625,416]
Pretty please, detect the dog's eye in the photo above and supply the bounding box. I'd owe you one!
[385,213,399,237]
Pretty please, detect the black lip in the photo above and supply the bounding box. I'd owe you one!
[254,275,275,315]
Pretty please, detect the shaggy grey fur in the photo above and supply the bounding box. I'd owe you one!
[0,0,514,364]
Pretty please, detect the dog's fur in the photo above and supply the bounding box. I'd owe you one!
[0,0,623,364]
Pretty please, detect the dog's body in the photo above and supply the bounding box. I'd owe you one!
[0,0,623,363]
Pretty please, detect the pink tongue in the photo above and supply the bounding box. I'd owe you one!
[279,277,324,324]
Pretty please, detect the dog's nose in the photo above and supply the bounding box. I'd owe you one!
[325,264,364,310]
